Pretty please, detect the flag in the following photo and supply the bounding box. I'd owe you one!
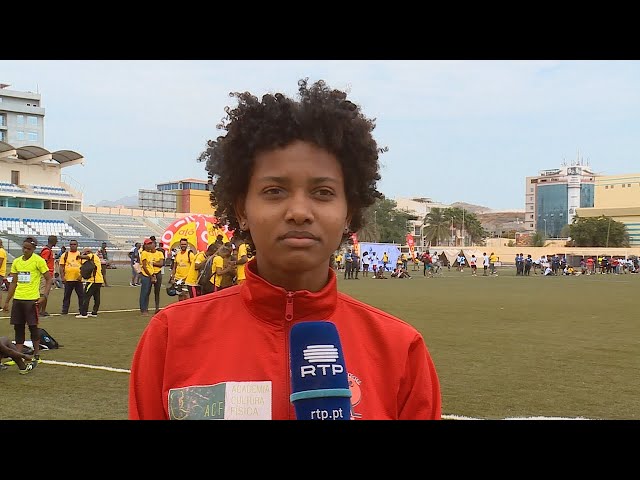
[406,233,416,260]
[350,232,360,256]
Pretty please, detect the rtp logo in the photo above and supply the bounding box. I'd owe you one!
[300,344,344,377]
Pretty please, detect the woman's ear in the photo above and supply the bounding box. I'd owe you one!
[344,213,353,232]
[234,197,247,229]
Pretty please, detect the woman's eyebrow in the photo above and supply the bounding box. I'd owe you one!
[256,176,339,184]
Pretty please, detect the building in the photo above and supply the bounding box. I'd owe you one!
[575,173,640,246]
[0,83,84,211]
[0,83,45,146]
[524,159,596,238]
[395,197,450,247]
[139,178,213,214]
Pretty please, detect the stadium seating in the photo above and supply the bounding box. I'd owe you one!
[0,217,38,235]
[28,184,73,197]
[23,218,82,237]
[81,213,161,245]
[0,217,82,237]
[0,182,25,193]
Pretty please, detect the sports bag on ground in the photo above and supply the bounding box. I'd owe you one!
[39,328,61,349]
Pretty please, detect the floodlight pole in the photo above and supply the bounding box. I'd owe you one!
[462,208,465,247]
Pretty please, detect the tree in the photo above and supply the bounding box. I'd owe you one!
[531,231,547,247]
[422,207,451,246]
[423,207,488,246]
[569,215,630,247]
[358,198,415,244]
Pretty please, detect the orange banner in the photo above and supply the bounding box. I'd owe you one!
[350,232,360,256]
[406,233,416,260]
[161,214,233,254]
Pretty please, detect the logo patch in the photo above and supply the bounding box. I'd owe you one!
[348,373,363,419]
[168,381,272,420]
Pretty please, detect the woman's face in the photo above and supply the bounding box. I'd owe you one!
[237,140,349,284]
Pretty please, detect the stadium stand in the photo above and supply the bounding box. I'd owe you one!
[145,216,178,234]
[23,218,82,237]
[0,182,25,193]
[0,217,82,237]
[27,184,74,197]
[80,213,164,246]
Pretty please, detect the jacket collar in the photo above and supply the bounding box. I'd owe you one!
[240,259,338,325]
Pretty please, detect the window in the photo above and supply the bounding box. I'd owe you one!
[17,115,24,125]
[11,170,20,184]
[16,131,25,140]
[27,116,38,126]
[0,114,5,126]
[27,131,37,142]
[0,131,5,142]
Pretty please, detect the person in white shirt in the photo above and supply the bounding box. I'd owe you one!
[457,254,465,272]
[469,254,477,276]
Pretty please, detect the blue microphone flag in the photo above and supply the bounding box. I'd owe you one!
[289,321,352,420]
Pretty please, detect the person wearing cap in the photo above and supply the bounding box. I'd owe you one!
[139,238,166,316]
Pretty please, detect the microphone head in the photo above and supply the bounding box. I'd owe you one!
[289,321,352,420]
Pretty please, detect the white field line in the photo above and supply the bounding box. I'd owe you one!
[442,414,593,420]
[0,307,144,320]
[41,359,131,373]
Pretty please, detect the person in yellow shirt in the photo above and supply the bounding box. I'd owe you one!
[184,246,212,299]
[489,252,499,276]
[139,238,166,316]
[1,236,52,373]
[169,238,195,301]
[0,239,7,308]
[208,243,235,293]
[77,247,104,318]
[59,239,84,315]
[231,234,249,285]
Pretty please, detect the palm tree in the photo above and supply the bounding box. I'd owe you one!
[422,208,451,246]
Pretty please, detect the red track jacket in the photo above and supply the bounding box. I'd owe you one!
[129,261,441,420]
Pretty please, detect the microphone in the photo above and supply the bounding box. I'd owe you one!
[289,321,352,420]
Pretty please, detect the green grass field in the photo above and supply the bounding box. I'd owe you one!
[1,266,638,420]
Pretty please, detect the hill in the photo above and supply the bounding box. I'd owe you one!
[449,201,527,234]
[94,195,138,208]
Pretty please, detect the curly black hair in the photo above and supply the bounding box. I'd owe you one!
[197,78,386,242]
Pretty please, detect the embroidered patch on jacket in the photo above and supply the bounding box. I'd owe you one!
[348,372,363,419]
[168,381,272,420]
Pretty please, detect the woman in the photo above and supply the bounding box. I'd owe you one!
[129,78,441,420]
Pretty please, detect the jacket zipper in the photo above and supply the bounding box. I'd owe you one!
[285,291,294,419]
[285,291,294,322]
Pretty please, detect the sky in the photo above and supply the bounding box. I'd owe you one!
[2,60,640,211]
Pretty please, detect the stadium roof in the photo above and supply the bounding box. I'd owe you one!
[0,141,84,167]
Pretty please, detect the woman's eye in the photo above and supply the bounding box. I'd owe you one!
[315,189,335,197]
[263,187,283,195]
